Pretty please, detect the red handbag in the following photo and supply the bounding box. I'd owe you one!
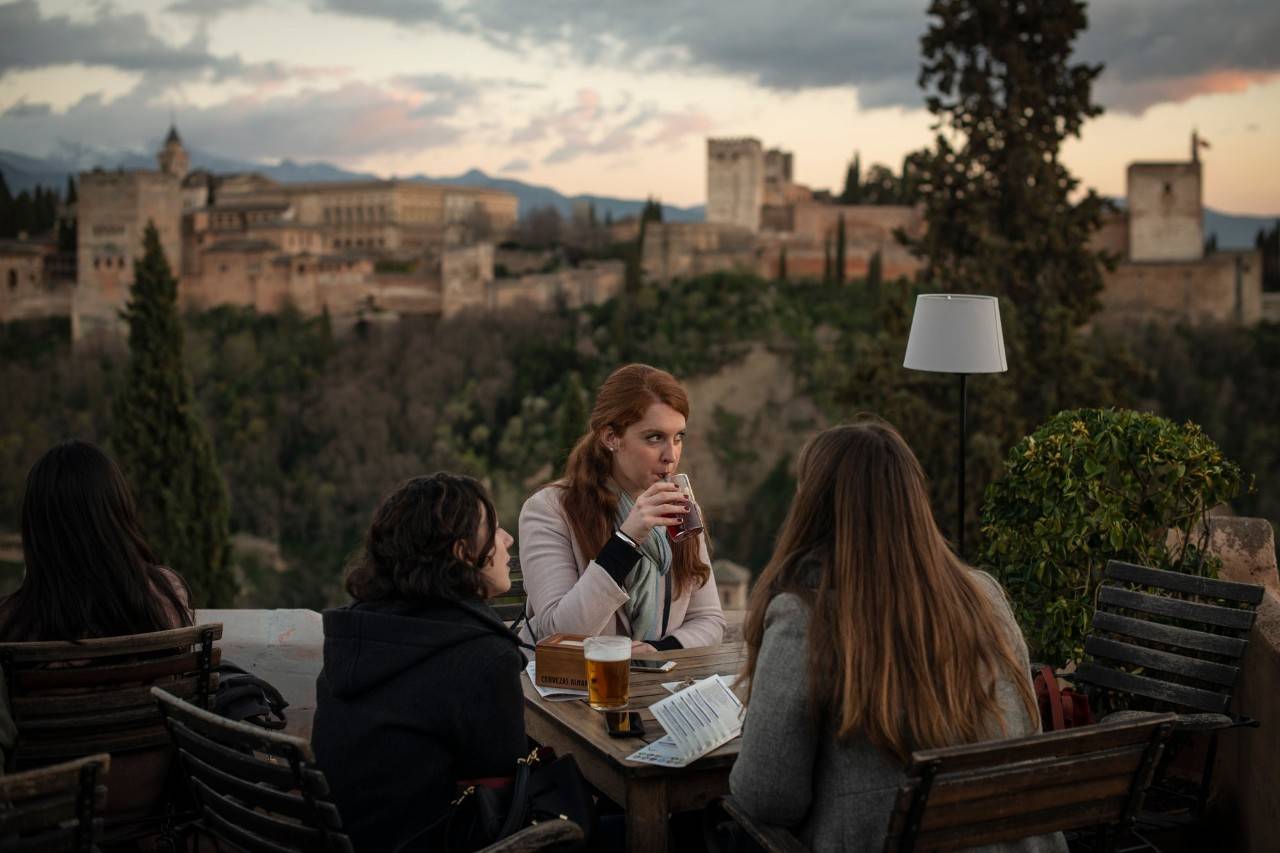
[1033,665,1094,731]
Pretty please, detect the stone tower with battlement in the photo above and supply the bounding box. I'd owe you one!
[706,138,764,233]
[157,125,190,181]
[1126,143,1203,263]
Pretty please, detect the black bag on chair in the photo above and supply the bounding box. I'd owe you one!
[212,662,289,729]
[435,747,593,852]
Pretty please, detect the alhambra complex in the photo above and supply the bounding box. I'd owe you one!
[0,128,1269,341]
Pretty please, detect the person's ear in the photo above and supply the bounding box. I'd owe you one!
[452,539,472,564]
[600,428,619,454]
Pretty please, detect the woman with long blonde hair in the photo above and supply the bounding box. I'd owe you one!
[519,363,724,652]
[729,419,1062,852]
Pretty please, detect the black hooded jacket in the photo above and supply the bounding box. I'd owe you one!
[312,596,527,852]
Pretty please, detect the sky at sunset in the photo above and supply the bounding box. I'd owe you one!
[1,0,1277,214]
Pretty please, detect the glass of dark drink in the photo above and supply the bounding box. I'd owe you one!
[665,473,704,543]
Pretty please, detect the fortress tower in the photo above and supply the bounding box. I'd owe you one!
[1126,132,1204,262]
[706,138,764,233]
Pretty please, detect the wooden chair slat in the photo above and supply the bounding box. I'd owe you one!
[0,794,79,834]
[170,723,300,790]
[15,648,221,690]
[1098,587,1256,631]
[156,686,317,765]
[480,820,583,853]
[181,747,343,828]
[0,624,223,662]
[1091,611,1248,659]
[199,805,298,853]
[1106,560,1266,605]
[906,716,1168,773]
[191,776,326,848]
[13,726,171,764]
[927,745,1145,806]
[0,754,110,799]
[0,754,107,853]
[11,674,204,717]
[721,795,809,853]
[922,775,1132,830]
[912,798,1127,851]
[1074,662,1232,714]
[1084,636,1240,687]
[18,706,161,732]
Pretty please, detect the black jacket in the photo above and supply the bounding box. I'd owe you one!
[312,597,527,852]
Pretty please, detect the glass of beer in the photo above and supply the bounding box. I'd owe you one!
[665,473,705,543]
[584,635,631,711]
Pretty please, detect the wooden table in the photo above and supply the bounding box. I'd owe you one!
[522,639,748,853]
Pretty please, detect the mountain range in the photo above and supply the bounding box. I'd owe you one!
[0,146,706,224]
[2,146,1275,245]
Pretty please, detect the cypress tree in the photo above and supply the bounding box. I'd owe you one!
[835,215,847,283]
[65,175,77,205]
[823,233,833,283]
[112,222,236,606]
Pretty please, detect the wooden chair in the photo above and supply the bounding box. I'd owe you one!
[0,623,223,771]
[1072,560,1264,813]
[491,553,528,626]
[721,713,1178,853]
[152,687,582,853]
[0,753,110,853]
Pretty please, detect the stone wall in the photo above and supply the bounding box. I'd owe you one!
[1128,162,1203,262]
[489,261,624,311]
[642,221,759,284]
[1206,517,1280,853]
[1262,292,1280,323]
[440,243,494,317]
[0,243,72,322]
[706,138,764,233]
[1098,250,1262,327]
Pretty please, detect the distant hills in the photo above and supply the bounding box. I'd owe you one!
[0,147,706,224]
[2,146,1274,243]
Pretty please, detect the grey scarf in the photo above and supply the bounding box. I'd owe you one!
[613,487,673,642]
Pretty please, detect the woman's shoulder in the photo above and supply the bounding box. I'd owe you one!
[763,592,811,634]
[520,483,569,520]
[150,565,194,626]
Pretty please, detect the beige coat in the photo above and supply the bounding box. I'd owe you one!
[518,485,726,648]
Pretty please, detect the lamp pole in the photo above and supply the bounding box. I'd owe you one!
[957,373,967,558]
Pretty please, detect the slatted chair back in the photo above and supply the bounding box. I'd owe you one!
[883,713,1177,853]
[0,624,223,771]
[152,686,354,853]
[1074,560,1264,718]
[0,753,110,853]
[490,553,527,624]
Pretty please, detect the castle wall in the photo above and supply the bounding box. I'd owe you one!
[489,261,624,311]
[0,244,72,322]
[1128,162,1203,262]
[641,222,759,284]
[440,243,494,318]
[707,139,764,233]
[1098,250,1262,326]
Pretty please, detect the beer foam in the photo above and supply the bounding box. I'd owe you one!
[584,636,631,662]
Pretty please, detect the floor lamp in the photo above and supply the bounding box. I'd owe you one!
[903,294,1008,557]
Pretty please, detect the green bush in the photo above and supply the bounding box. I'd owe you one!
[980,408,1248,664]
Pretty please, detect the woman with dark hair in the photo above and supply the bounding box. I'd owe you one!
[0,439,193,813]
[729,419,1064,852]
[519,363,724,652]
[312,472,524,852]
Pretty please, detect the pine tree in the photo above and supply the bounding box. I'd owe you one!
[835,215,847,283]
[112,223,236,606]
[903,0,1114,418]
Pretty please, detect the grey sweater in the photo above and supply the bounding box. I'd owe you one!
[729,571,1067,853]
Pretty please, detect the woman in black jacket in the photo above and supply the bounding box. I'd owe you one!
[312,473,525,852]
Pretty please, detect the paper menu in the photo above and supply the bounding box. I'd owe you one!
[627,674,743,768]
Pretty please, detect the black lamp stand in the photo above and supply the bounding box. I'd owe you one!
[957,373,967,559]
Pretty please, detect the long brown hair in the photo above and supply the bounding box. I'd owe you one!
[742,418,1037,761]
[559,364,710,599]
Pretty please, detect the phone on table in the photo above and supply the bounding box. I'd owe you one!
[604,711,646,738]
[630,659,677,673]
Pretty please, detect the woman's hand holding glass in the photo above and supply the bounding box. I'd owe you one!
[618,481,688,544]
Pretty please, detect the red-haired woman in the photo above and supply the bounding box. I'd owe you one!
[518,364,725,653]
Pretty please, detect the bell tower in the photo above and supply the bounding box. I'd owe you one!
[157,124,190,180]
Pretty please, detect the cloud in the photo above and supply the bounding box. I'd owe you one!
[166,0,261,19]
[500,158,530,172]
[311,0,1280,114]
[0,0,245,79]
[0,80,473,164]
[3,99,52,118]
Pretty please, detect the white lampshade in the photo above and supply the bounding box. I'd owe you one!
[903,294,1007,374]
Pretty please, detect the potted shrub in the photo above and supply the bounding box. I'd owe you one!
[979,407,1248,666]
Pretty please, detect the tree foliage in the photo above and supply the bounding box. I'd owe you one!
[111,223,236,606]
[981,408,1248,663]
